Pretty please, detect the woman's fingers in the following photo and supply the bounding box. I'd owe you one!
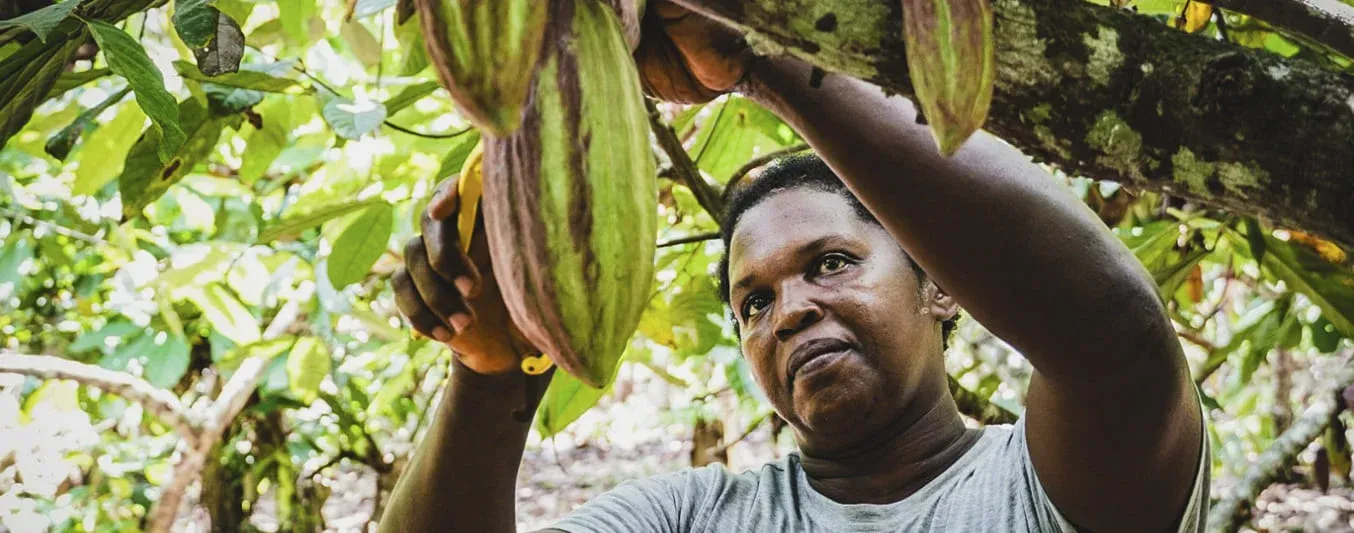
[392,268,452,342]
[404,236,474,333]
[421,206,482,299]
[428,175,460,221]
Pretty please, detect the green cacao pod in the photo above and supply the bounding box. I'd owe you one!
[482,0,657,388]
[414,0,549,134]
[600,0,646,51]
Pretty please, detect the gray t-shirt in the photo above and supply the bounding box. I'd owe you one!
[548,417,1209,532]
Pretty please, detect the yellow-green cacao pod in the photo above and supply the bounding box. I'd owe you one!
[600,0,645,51]
[415,0,549,134]
[902,0,996,156]
[483,0,657,388]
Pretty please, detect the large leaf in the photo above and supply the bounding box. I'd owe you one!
[326,203,393,287]
[536,370,610,438]
[257,197,385,242]
[72,102,145,195]
[1262,234,1354,337]
[175,60,302,93]
[68,320,141,353]
[45,86,130,161]
[0,36,80,151]
[0,0,80,43]
[118,98,233,220]
[383,81,439,116]
[340,19,380,67]
[239,97,298,183]
[902,0,997,155]
[183,283,261,344]
[192,13,245,76]
[286,337,330,402]
[86,19,186,163]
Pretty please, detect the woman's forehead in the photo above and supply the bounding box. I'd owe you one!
[728,190,869,270]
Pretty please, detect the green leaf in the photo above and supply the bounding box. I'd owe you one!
[321,92,387,139]
[1262,234,1354,337]
[45,67,111,99]
[383,81,439,116]
[286,337,330,402]
[211,0,255,25]
[0,0,80,43]
[277,0,317,45]
[0,36,79,151]
[327,204,393,287]
[1244,218,1267,263]
[1311,317,1342,353]
[434,131,482,181]
[145,334,191,388]
[0,233,34,287]
[118,98,231,220]
[183,283,260,344]
[100,333,153,372]
[257,197,385,242]
[239,97,296,183]
[901,0,996,155]
[174,60,301,93]
[394,15,427,76]
[1155,247,1209,300]
[69,320,140,353]
[73,102,145,195]
[536,370,610,438]
[86,19,186,163]
[45,86,130,161]
[173,0,218,47]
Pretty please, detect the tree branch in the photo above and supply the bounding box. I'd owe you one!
[948,375,1020,425]
[1211,0,1354,61]
[657,231,721,248]
[646,98,726,223]
[671,0,1354,248]
[147,352,283,533]
[0,352,198,442]
[1206,353,1354,532]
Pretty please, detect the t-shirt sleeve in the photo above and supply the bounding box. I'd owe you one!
[1017,416,1212,533]
[546,465,724,533]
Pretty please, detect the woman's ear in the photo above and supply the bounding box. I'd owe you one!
[922,278,960,321]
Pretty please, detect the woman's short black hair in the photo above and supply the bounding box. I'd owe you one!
[715,153,960,349]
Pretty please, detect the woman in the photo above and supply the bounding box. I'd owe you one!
[383,3,1208,531]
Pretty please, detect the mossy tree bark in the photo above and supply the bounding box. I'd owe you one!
[673,0,1354,247]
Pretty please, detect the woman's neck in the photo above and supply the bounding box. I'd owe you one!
[797,390,981,505]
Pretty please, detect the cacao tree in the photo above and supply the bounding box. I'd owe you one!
[0,0,1351,531]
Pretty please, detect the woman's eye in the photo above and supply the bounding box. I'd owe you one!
[742,294,770,319]
[816,253,851,275]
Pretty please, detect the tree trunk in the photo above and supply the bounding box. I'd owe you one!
[673,0,1354,247]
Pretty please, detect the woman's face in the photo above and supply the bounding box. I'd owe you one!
[727,188,950,452]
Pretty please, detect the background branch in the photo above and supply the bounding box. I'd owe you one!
[657,232,721,248]
[948,375,1020,425]
[0,352,198,442]
[1207,353,1354,532]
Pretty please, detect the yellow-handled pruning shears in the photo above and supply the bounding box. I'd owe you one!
[455,144,554,377]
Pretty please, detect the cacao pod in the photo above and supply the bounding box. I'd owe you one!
[601,0,645,52]
[901,0,996,156]
[414,0,548,135]
[483,0,657,388]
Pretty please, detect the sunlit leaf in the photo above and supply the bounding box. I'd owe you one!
[340,19,381,68]
[71,101,144,195]
[383,81,439,116]
[45,86,130,161]
[434,131,482,181]
[183,283,261,345]
[327,203,394,287]
[118,98,234,220]
[86,19,186,163]
[286,337,330,402]
[145,334,191,388]
[258,197,385,242]
[321,92,387,140]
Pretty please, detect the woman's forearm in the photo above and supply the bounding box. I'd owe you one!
[380,360,552,533]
